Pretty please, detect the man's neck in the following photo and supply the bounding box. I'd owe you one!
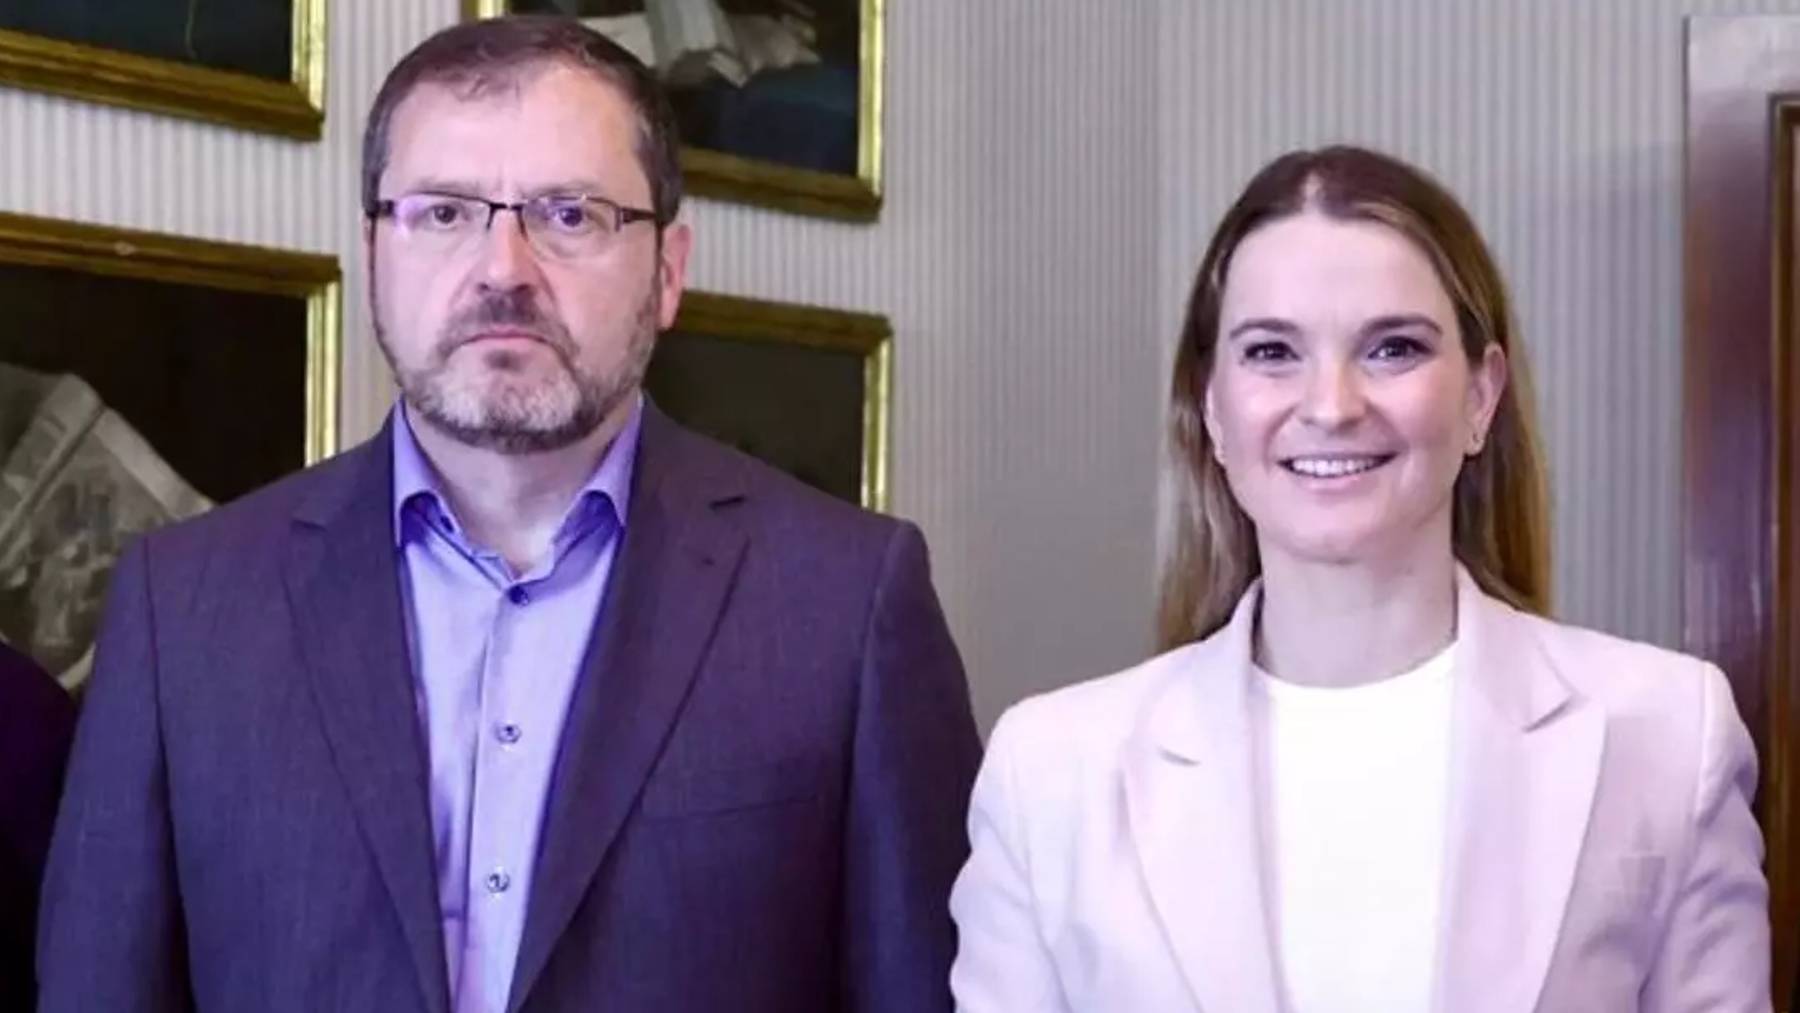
[406,400,633,575]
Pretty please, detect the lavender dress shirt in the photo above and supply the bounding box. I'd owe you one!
[390,402,639,1013]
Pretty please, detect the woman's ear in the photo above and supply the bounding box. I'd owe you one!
[1204,379,1226,464]
[1465,343,1508,456]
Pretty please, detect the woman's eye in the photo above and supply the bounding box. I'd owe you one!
[1370,335,1428,361]
[1243,341,1297,363]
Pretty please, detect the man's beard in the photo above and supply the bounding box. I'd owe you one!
[376,285,658,455]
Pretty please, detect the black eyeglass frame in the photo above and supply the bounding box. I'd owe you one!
[364,192,662,239]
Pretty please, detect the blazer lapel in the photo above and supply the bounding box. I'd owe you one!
[506,408,748,1012]
[1124,589,1282,1013]
[1432,570,1603,1013]
[283,427,451,1013]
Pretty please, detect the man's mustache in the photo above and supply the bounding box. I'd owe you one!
[437,290,576,359]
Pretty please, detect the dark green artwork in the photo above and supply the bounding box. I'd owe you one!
[0,0,295,80]
[505,0,861,175]
[645,328,866,504]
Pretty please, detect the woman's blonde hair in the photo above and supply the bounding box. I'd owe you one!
[1157,146,1551,650]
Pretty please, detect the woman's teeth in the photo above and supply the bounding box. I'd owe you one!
[1284,455,1387,478]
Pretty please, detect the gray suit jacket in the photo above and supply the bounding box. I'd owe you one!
[37,405,981,1012]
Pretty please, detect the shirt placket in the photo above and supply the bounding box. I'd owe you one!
[459,577,533,1013]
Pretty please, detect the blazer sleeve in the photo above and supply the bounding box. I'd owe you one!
[37,540,193,1012]
[1641,662,1770,1012]
[948,708,1070,1013]
[840,521,982,1013]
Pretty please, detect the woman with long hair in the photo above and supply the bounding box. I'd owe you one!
[949,146,1768,1011]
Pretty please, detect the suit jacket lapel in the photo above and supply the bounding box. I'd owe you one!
[283,425,451,1013]
[507,407,748,1012]
[1124,589,1281,1013]
[1432,570,1603,1013]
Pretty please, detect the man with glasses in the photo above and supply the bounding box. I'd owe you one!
[38,16,980,1013]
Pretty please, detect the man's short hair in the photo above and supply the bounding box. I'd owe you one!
[361,15,683,226]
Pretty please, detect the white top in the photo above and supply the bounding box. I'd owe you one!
[1254,644,1455,1013]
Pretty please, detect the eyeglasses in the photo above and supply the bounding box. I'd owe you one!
[366,191,659,261]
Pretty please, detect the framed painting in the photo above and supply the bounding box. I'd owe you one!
[650,291,889,509]
[0,0,327,139]
[465,0,884,221]
[0,211,340,692]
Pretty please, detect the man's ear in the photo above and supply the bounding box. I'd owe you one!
[655,221,693,330]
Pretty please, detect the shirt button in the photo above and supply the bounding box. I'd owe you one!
[507,586,530,606]
[485,869,511,895]
[496,722,522,745]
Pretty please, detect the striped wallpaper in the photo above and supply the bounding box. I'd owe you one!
[1,1,1789,728]
[1159,0,1800,658]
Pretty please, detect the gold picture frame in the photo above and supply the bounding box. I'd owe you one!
[0,210,339,690]
[656,291,890,510]
[0,210,341,467]
[464,0,884,221]
[0,0,327,139]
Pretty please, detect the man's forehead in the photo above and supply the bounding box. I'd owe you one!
[392,63,637,136]
[383,65,646,192]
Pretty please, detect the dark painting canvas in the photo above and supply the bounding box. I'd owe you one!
[507,0,861,174]
[644,291,888,509]
[0,217,335,692]
[646,328,867,504]
[0,0,295,81]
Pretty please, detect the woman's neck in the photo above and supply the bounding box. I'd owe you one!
[1254,543,1458,689]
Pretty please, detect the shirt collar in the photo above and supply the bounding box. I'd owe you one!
[390,396,642,549]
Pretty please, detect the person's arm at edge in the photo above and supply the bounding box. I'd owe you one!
[1640,661,1770,1012]
[841,521,982,1013]
[37,539,192,1012]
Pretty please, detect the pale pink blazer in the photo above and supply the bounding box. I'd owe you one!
[950,569,1769,1012]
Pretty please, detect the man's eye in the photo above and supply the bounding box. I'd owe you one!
[542,202,597,231]
[403,199,474,230]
